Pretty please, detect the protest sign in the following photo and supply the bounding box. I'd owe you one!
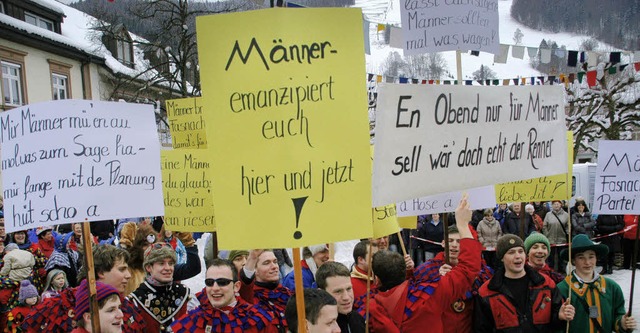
[397,185,496,216]
[495,131,573,203]
[398,216,418,229]
[372,84,567,207]
[0,100,163,233]
[161,150,215,232]
[196,8,373,249]
[372,204,400,238]
[165,97,207,149]
[593,140,640,214]
[400,0,499,55]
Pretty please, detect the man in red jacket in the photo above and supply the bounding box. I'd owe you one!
[171,259,277,333]
[365,194,482,332]
[350,240,378,301]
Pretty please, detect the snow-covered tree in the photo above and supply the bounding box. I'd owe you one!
[566,64,640,158]
[513,28,524,45]
[472,65,497,81]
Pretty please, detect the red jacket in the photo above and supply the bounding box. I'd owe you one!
[623,215,639,240]
[239,271,292,332]
[475,266,565,333]
[350,265,376,302]
[367,238,481,333]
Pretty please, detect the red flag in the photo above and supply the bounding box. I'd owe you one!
[586,70,597,87]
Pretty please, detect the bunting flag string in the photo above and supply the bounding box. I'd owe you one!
[366,62,640,88]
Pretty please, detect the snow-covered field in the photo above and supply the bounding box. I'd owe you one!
[183,236,640,320]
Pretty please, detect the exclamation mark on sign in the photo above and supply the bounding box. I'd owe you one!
[292,196,308,240]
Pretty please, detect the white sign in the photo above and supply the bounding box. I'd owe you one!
[400,0,500,55]
[372,84,567,207]
[397,185,496,216]
[593,140,640,214]
[0,100,164,232]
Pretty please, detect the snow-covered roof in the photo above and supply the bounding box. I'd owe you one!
[30,0,65,16]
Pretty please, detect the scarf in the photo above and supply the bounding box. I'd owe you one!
[171,296,273,332]
[145,275,173,287]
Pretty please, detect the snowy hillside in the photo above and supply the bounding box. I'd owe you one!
[358,0,620,79]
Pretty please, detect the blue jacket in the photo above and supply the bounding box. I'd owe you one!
[282,261,316,292]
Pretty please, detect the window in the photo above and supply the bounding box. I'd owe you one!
[2,62,23,106]
[48,59,72,100]
[52,73,68,100]
[116,38,133,67]
[25,12,54,31]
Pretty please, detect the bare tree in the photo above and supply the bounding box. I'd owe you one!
[472,65,497,81]
[566,64,640,158]
[513,28,524,45]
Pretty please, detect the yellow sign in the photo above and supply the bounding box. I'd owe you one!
[495,131,574,203]
[398,216,418,229]
[196,8,372,249]
[372,205,400,238]
[165,97,207,149]
[161,150,215,232]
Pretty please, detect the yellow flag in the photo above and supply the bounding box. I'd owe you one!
[196,8,372,249]
[161,150,215,232]
[165,97,207,149]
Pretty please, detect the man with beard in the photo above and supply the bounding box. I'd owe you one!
[524,232,564,283]
[316,261,365,333]
[130,243,189,333]
[475,234,575,332]
[171,259,277,332]
[239,250,293,333]
[415,224,493,333]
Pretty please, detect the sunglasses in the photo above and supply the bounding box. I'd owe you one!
[205,278,234,287]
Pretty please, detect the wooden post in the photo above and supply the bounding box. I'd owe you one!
[292,248,307,333]
[456,50,463,85]
[519,202,526,240]
[443,213,450,265]
[211,231,218,259]
[82,221,100,333]
[365,241,373,333]
[329,243,335,261]
[628,216,639,316]
[396,231,407,257]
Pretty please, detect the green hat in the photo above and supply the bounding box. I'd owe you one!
[496,234,525,260]
[524,232,551,254]
[560,234,609,261]
[228,250,249,262]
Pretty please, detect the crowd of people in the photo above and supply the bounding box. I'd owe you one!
[0,196,637,332]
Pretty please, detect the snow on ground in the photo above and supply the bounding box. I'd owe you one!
[359,0,620,80]
[182,235,640,319]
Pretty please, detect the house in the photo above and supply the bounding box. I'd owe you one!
[0,0,174,147]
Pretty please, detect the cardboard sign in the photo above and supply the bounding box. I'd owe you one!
[593,140,640,214]
[400,0,500,55]
[165,97,207,149]
[0,100,163,233]
[372,84,567,206]
[161,150,215,232]
[196,8,373,249]
[372,204,400,238]
[398,216,418,229]
[495,131,573,203]
[397,185,496,216]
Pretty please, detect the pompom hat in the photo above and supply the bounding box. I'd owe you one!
[19,280,39,302]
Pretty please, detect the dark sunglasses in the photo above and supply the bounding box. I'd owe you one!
[205,278,234,287]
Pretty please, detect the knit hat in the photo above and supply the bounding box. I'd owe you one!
[496,234,525,260]
[19,280,39,302]
[560,234,609,261]
[228,250,249,262]
[524,232,551,254]
[308,244,329,257]
[74,280,120,319]
[143,243,177,268]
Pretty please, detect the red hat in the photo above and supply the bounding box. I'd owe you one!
[74,280,120,318]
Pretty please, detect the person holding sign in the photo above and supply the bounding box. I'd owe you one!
[475,234,575,333]
[557,234,637,333]
[316,261,366,333]
[415,224,494,333]
[171,259,277,333]
[239,250,293,332]
[364,194,481,332]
